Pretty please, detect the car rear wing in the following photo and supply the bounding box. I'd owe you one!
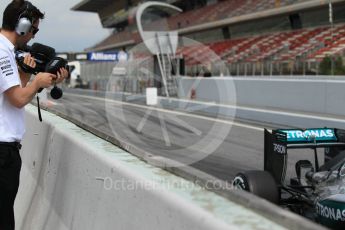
[264,128,345,184]
[277,128,345,149]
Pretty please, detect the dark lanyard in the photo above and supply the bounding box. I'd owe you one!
[36,95,42,122]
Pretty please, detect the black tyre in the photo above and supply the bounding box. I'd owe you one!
[232,170,279,204]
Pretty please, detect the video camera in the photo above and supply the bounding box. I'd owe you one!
[15,43,69,100]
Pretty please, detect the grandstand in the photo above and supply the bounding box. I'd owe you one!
[72,0,345,77]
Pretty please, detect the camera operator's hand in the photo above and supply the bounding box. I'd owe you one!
[23,54,36,69]
[54,67,68,84]
[33,72,56,89]
[19,54,36,86]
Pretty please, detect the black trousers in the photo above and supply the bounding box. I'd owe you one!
[0,144,22,230]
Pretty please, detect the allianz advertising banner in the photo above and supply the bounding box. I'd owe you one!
[87,51,128,62]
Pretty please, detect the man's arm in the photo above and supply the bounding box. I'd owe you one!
[19,73,31,86]
[5,72,56,108]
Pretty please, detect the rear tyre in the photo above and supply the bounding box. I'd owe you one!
[232,170,279,204]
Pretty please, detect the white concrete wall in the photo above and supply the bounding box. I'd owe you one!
[178,77,345,117]
[66,77,345,129]
[177,77,345,128]
[14,105,290,230]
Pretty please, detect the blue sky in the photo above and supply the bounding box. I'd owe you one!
[0,0,111,52]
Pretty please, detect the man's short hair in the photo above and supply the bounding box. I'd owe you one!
[2,0,44,31]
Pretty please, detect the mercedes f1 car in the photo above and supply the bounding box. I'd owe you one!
[232,128,345,230]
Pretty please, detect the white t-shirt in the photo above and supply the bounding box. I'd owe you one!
[0,33,25,142]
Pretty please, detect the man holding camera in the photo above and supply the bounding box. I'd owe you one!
[0,1,67,229]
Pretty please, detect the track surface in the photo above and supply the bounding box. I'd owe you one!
[47,93,320,181]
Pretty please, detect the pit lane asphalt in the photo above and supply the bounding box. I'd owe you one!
[45,92,321,182]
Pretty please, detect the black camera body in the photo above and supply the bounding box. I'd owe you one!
[15,43,68,99]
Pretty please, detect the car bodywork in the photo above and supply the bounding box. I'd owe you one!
[233,128,345,230]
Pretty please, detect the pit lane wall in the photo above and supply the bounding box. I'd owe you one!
[66,76,345,129]
[178,76,345,128]
[14,105,290,230]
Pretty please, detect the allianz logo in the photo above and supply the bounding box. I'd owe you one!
[90,53,117,61]
[316,202,345,221]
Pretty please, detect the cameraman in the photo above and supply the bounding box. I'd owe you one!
[0,1,67,229]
